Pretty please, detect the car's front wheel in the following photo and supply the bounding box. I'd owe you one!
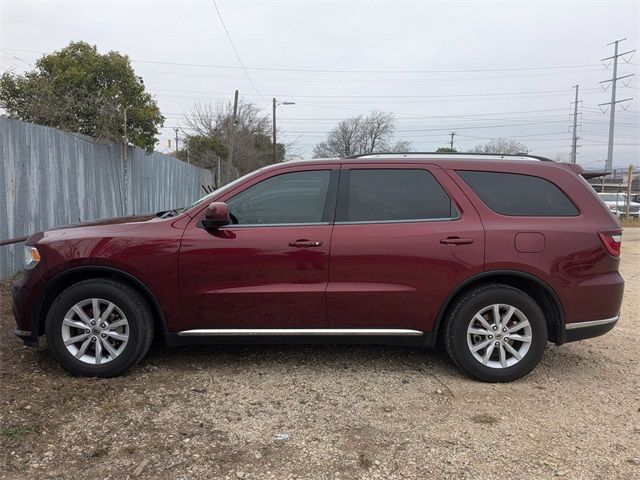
[45,279,154,377]
[443,284,547,382]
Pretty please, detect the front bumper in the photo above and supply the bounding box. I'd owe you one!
[12,275,40,347]
[563,315,618,343]
[15,328,39,347]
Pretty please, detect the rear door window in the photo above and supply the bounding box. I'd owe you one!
[457,171,578,216]
[337,168,457,222]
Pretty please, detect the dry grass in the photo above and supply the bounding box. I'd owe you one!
[621,217,640,228]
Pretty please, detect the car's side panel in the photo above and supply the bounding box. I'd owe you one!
[177,164,340,330]
[19,216,189,333]
[326,163,485,332]
[178,224,333,329]
[446,165,624,324]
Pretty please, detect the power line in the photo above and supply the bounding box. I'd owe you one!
[129,58,603,74]
[599,38,635,172]
[0,47,609,80]
[582,120,637,127]
[209,0,263,98]
[279,120,572,135]
[581,129,639,136]
[163,107,575,122]
[0,50,33,66]
[132,66,608,84]
[149,86,601,99]
[457,131,570,140]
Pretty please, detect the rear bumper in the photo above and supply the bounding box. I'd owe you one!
[563,315,618,343]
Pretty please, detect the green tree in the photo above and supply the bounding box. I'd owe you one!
[0,41,163,152]
[176,134,229,185]
[177,135,229,165]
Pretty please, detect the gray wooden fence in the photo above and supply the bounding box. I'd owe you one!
[0,117,213,279]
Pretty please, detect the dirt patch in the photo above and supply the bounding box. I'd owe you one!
[1,230,639,479]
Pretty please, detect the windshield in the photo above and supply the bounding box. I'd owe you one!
[161,167,269,218]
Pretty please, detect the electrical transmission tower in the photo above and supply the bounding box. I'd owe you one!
[599,38,635,173]
[570,85,581,164]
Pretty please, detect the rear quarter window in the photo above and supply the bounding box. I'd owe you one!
[457,171,579,216]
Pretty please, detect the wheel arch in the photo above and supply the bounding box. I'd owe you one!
[33,266,168,338]
[434,270,565,345]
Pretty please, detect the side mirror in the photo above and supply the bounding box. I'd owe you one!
[202,202,230,229]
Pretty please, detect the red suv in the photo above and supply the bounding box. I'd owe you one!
[12,153,624,381]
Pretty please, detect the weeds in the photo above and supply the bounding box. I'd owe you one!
[621,217,640,228]
[0,424,40,443]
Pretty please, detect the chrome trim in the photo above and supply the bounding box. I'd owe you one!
[177,328,424,337]
[219,222,330,229]
[355,153,542,162]
[565,315,619,330]
[334,216,458,225]
[221,218,460,227]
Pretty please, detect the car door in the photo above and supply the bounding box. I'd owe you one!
[178,166,338,330]
[327,163,484,332]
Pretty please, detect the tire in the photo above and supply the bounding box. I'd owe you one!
[45,278,154,377]
[443,284,547,382]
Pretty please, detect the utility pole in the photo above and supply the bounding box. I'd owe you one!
[225,90,239,185]
[174,127,180,158]
[625,164,634,217]
[599,39,635,173]
[272,98,277,163]
[122,108,128,215]
[449,132,456,150]
[570,85,580,163]
[271,99,294,163]
[216,155,221,189]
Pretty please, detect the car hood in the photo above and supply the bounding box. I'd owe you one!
[27,214,157,244]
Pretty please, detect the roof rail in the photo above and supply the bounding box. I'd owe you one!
[342,151,554,162]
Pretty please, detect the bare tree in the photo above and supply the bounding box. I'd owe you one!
[470,138,529,155]
[360,111,393,152]
[184,100,284,183]
[312,116,363,158]
[313,111,411,158]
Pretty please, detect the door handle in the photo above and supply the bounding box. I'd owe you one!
[440,236,474,245]
[289,239,323,248]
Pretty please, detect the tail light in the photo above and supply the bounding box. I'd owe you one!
[598,231,622,257]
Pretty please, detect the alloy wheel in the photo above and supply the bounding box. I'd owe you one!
[466,303,533,369]
[60,298,129,365]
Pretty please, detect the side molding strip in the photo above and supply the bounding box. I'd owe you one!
[177,328,424,337]
[565,315,619,330]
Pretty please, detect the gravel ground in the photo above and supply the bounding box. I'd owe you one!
[1,230,639,480]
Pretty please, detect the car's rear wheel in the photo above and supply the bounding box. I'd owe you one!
[45,279,154,377]
[443,284,547,382]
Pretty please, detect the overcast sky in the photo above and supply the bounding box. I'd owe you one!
[1,0,638,169]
